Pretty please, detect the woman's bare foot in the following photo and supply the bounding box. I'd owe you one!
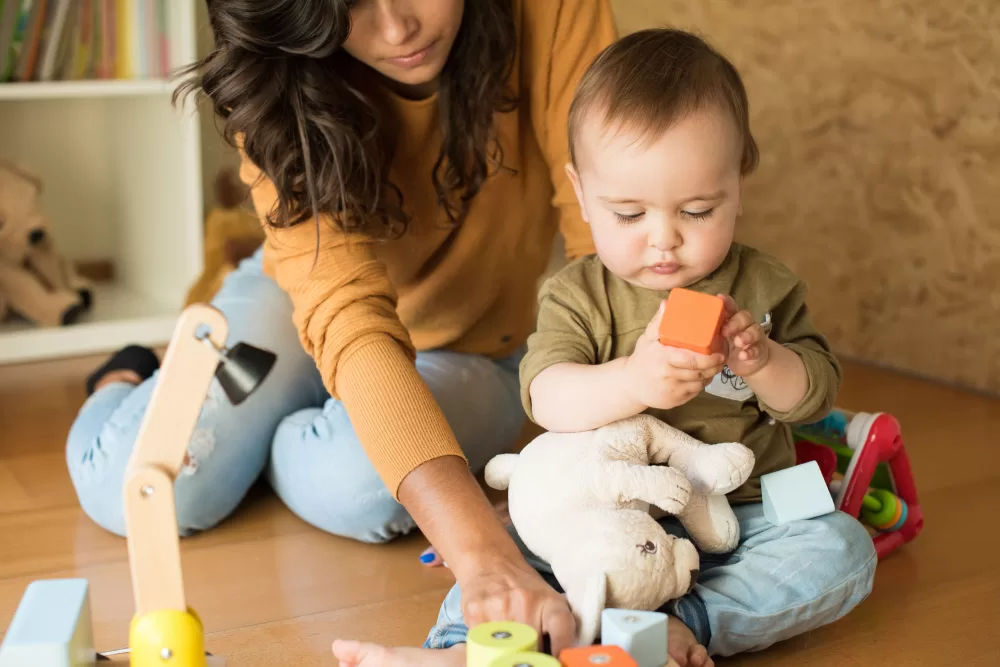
[93,369,143,391]
[332,640,465,667]
[669,615,713,667]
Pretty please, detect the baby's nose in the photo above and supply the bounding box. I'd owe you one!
[687,569,700,594]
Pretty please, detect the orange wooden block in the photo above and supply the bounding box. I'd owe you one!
[657,288,725,355]
[559,645,638,666]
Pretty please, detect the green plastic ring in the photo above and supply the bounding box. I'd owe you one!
[861,488,897,527]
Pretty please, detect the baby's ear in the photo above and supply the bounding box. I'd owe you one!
[564,162,589,223]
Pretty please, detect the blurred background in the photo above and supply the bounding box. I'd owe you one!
[0,0,997,391]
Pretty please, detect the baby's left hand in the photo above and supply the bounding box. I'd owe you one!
[718,294,770,378]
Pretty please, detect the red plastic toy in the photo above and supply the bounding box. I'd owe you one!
[794,409,923,560]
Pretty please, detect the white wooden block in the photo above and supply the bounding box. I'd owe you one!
[600,609,667,667]
[0,579,95,667]
[761,461,835,526]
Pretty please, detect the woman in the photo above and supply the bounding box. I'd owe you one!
[66,0,617,656]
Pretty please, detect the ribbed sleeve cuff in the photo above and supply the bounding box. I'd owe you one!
[758,345,839,425]
[336,336,468,498]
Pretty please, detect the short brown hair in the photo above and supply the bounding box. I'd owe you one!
[568,28,759,174]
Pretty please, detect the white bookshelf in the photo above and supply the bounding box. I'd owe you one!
[0,0,203,365]
[0,78,177,100]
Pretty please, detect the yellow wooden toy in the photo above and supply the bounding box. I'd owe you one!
[467,621,539,667]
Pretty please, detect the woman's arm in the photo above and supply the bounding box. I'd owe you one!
[338,339,578,653]
[244,159,579,654]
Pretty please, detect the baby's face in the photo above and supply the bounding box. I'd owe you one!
[568,105,744,291]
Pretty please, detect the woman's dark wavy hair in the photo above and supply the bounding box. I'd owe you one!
[175,0,518,239]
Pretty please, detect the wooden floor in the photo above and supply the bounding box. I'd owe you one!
[1,355,998,666]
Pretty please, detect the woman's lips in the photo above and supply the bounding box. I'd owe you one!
[386,40,438,68]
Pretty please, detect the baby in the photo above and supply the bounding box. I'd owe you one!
[332,27,876,667]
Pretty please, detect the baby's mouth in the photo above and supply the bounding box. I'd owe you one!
[649,262,681,275]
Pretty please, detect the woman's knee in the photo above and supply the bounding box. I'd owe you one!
[269,406,416,544]
[68,382,276,539]
[72,467,236,539]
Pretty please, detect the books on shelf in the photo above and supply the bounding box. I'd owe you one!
[0,0,171,85]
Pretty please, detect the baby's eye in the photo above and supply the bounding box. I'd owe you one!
[683,208,715,221]
[613,211,644,224]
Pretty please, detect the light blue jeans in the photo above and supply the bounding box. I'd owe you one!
[65,248,527,542]
[424,504,877,657]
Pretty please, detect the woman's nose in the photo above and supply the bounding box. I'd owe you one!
[376,0,420,46]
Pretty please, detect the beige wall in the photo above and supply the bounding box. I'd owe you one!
[611,0,1000,394]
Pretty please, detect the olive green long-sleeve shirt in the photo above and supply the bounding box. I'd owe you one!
[519,243,842,503]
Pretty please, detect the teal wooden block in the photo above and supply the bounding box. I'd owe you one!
[0,579,95,667]
[761,460,835,526]
[600,608,667,667]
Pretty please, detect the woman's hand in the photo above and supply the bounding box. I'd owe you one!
[459,555,577,656]
[397,456,577,655]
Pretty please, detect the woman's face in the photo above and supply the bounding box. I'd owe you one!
[343,0,464,97]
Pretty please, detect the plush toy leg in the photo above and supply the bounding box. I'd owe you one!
[26,240,93,309]
[598,415,754,495]
[601,461,692,516]
[638,417,754,495]
[676,493,740,553]
[0,258,84,326]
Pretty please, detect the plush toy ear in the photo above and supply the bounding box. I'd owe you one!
[552,558,607,647]
[576,570,607,646]
[0,159,43,193]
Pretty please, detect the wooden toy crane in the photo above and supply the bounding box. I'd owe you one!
[0,304,276,666]
[121,303,274,665]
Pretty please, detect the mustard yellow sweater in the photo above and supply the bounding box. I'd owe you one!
[239,0,618,496]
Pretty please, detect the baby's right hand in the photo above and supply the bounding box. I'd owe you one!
[623,302,726,410]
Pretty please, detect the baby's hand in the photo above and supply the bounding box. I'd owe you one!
[624,302,726,410]
[719,294,770,378]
